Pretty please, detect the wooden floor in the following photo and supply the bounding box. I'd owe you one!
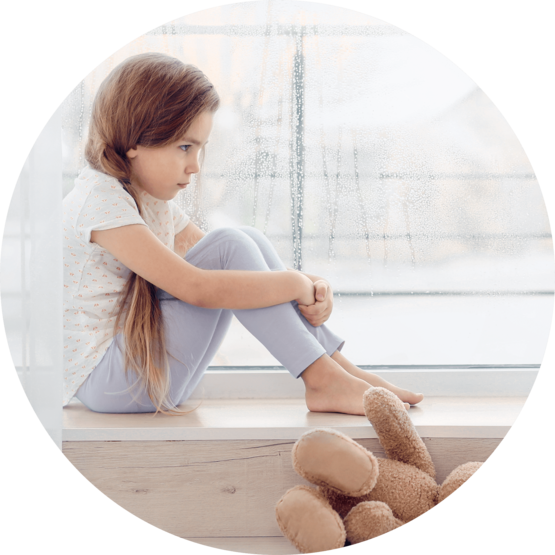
[62,397,523,553]
[192,537,298,554]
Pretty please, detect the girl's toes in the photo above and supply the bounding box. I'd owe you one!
[410,392,424,405]
[401,391,423,405]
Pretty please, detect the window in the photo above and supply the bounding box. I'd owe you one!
[0,0,555,426]
[60,1,553,372]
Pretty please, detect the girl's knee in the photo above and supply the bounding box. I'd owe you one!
[237,226,270,248]
[205,227,261,257]
[187,227,265,270]
[207,227,266,248]
[237,226,262,239]
[208,226,252,244]
[238,226,285,271]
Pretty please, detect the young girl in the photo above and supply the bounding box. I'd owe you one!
[63,52,423,415]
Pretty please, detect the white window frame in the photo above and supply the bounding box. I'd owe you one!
[191,365,539,399]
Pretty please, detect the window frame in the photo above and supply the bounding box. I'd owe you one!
[192,365,539,399]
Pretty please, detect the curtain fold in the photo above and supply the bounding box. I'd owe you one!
[1,108,63,448]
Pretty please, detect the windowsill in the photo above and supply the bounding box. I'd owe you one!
[62,396,526,442]
[63,368,535,442]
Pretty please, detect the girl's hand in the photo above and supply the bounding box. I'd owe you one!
[298,280,333,327]
[295,273,317,307]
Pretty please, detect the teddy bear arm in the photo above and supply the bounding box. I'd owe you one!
[438,461,483,503]
[364,387,436,479]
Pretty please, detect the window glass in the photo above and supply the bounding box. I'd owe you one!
[61,1,554,366]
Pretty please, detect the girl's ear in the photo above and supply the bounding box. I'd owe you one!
[126,147,138,159]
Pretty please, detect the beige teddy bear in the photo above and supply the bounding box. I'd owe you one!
[275,387,482,553]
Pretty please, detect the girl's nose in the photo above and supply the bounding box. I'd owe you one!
[187,154,201,175]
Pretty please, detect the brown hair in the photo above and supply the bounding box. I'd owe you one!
[85,53,219,413]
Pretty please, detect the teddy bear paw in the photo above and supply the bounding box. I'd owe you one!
[275,485,346,553]
[292,428,379,497]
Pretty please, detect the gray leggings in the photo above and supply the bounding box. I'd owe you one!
[75,226,344,413]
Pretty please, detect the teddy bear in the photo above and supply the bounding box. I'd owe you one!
[275,387,482,553]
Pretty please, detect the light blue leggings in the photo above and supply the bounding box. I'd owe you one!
[75,226,344,413]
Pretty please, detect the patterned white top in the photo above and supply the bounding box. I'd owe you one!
[62,165,190,405]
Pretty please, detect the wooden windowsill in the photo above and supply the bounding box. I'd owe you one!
[63,396,526,442]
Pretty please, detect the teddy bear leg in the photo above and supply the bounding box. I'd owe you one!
[275,485,346,553]
[438,461,483,503]
[363,387,436,479]
[292,429,379,497]
[344,501,404,544]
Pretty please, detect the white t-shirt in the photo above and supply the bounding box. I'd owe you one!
[62,165,190,405]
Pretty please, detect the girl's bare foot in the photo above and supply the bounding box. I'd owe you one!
[301,355,370,415]
[331,351,424,406]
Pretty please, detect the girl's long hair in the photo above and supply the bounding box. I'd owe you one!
[84,53,219,413]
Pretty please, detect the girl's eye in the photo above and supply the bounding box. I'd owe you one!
[179,145,191,152]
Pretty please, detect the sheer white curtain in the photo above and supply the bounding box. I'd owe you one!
[1,109,63,448]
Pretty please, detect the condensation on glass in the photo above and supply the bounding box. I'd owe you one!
[60,0,554,365]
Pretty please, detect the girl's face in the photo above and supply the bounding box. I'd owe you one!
[126,110,214,201]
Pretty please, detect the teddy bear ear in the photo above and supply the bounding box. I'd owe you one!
[275,485,346,553]
[292,428,379,497]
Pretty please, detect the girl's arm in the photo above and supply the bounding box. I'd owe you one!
[174,221,205,258]
[91,224,315,309]
[172,222,332,321]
